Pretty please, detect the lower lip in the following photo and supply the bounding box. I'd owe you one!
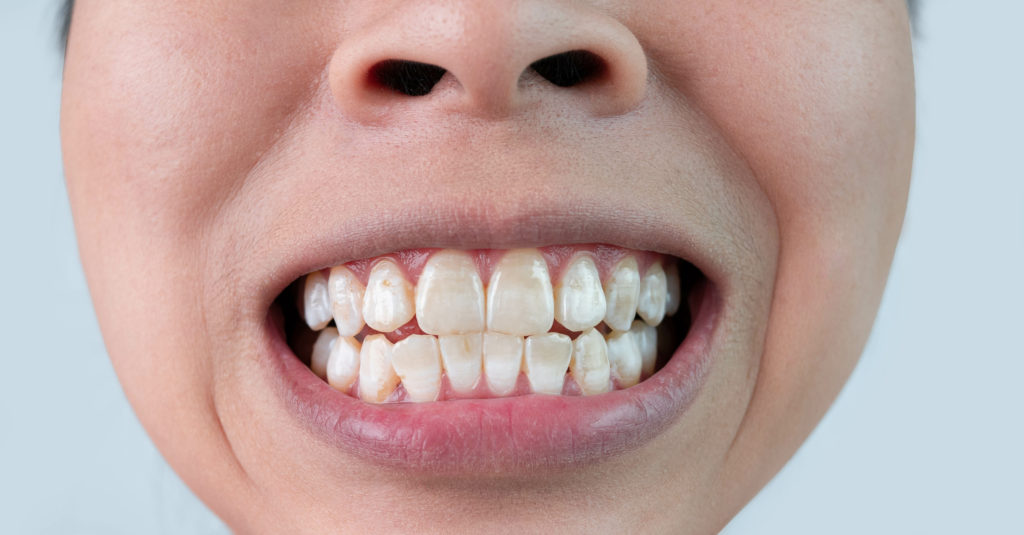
[266,282,720,474]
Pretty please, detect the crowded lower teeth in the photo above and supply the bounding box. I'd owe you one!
[296,247,686,403]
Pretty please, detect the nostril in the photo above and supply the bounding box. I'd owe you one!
[529,50,606,88]
[369,60,448,97]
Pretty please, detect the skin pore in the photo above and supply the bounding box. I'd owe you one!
[60,1,914,533]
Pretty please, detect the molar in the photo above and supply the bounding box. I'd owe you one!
[630,319,658,378]
[310,327,338,379]
[328,265,366,337]
[362,259,415,333]
[415,250,486,335]
[603,256,641,332]
[358,334,398,403]
[570,328,611,396]
[302,271,332,331]
[391,335,442,402]
[554,255,607,332]
[637,262,667,327]
[524,333,572,395]
[482,332,524,397]
[327,335,361,393]
[664,261,682,317]
[439,334,483,395]
[486,249,554,336]
[606,330,641,388]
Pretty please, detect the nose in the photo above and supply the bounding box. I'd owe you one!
[328,0,648,123]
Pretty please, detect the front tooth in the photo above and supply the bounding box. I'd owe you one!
[606,330,641,388]
[415,250,486,335]
[570,328,610,396]
[362,259,415,332]
[630,320,658,378]
[302,271,332,330]
[554,255,607,332]
[486,249,554,336]
[664,261,682,316]
[328,266,366,337]
[391,335,442,402]
[310,327,339,379]
[439,334,483,395]
[603,257,641,332]
[358,334,398,403]
[637,262,667,326]
[482,333,524,397]
[523,333,572,395]
[327,335,361,392]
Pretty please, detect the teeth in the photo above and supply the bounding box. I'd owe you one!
[523,333,572,395]
[362,259,415,332]
[439,334,483,395]
[358,334,398,403]
[482,333,524,396]
[664,262,682,317]
[630,320,658,378]
[328,266,366,337]
[486,249,554,336]
[310,327,339,379]
[327,335,361,393]
[302,271,332,330]
[569,328,610,396]
[602,257,641,332]
[415,250,486,335]
[606,330,641,388]
[554,255,607,332]
[637,262,667,327]
[391,335,442,402]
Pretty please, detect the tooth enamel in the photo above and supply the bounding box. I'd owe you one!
[486,249,554,336]
[327,335,361,393]
[606,330,641,388]
[302,271,332,330]
[310,327,339,379]
[637,262,667,327]
[358,334,398,403]
[328,266,366,337]
[439,334,483,395]
[362,259,415,333]
[630,320,658,378]
[554,255,607,332]
[391,335,442,402]
[570,328,611,396]
[603,257,641,332]
[482,333,524,396]
[415,250,486,335]
[523,333,572,395]
[664,262,682,317]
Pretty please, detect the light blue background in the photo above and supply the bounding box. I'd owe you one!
[2,1,1021,532]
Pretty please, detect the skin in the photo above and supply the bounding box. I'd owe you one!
[61,1,914,533]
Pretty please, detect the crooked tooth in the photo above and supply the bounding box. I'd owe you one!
[439,334,483,395]
[310,327,339,379]
[362,259,415,332]
[570,328,610,396]
[415,250,486,335]
[391,335,442,402]
[664,261,682,317]
[603,257,641,332]
[358,335,398,403]
[327,335,361,392]
[637,262,667,327]
[328,266,366,337]
[486,249,554,336]
[630,319,658,378]
[523,333,571,395]
[606,330,641,388]
[302,271,332,330]
[483,333,524,397]
[554,255,607,332]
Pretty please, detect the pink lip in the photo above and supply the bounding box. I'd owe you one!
[265,279,720,473]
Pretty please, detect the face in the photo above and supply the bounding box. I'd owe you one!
[61,1,914,532]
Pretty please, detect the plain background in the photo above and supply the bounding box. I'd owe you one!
[2,1,1021,532]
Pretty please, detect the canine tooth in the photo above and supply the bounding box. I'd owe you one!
[554,256,607,332]
[483,333,524,396]
[664,262,682,316]
[391,335,442,402]
[603,257,641,332]
[606,330,641,388]
[310,327,339,379]
[327,335,361,392]
[637,263,667,326]
[523,333,572,395]
[415,250,486,335]
[358,335,398,403]
[328,266,366,337]
[439,334,483,395]
[302,271,332,330]
[486,249,554,336]
[570,329,610,396]
[630,320,658,378]
[362,259,415,332]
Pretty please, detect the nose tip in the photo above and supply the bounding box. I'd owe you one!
[328,1,648,123]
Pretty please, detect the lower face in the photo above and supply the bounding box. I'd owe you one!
[61,0,915,532]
